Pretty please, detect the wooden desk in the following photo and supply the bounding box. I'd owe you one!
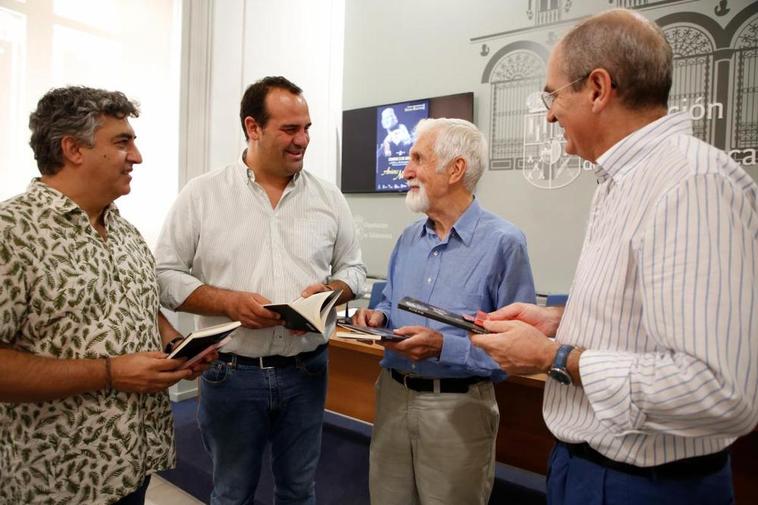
[326,338,757,501]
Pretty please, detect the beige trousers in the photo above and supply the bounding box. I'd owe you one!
[369,368,500,505]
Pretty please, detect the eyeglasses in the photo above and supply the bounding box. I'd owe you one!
[540,75,589,110]
[540,74,618,110]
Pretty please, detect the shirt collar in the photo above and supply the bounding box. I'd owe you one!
[420,197,481,246]
[239,149,303,187]
[595,111,692,182]
[27,178,119,222]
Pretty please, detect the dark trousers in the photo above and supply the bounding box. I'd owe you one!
[547,443,734,505]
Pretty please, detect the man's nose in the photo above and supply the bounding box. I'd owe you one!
[546,107,557,124]
[402,164,414,180]
[294,130,309,147]
[128,145,143,164]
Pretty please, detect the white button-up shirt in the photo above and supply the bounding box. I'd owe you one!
[155,156,366,357]
[545,112,758,466]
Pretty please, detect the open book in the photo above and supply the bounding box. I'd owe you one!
[264,289,342,335]
[335,321,409,342]
[397,297,488,334]
[167,321,241,369]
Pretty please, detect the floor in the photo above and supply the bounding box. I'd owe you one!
[146,475,205,505]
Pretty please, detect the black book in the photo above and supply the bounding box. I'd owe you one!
[264,289,342,335]
[335,322,410,342]
[167,321,241,368]
[397,297,487,334]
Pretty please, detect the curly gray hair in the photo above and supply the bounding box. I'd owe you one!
[29,86,140,175]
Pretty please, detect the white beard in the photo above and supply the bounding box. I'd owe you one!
[405,184,430,213]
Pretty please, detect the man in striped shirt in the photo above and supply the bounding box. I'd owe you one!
[472,8,757,505]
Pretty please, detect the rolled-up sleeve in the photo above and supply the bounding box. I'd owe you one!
[581,174,758,437]
[328,192,367,298]
[154,183,204,310]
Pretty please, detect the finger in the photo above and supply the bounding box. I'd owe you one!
[351,310,368,325]
[482,319,514,333]
[487,304,523,321]
[301,283,327,297]
[368,312,386,327]
[252,305,281,320]
[289,329,308,337]
[250,293,273,305]
[156,357,191,370]
[393,325,424,336]
[156,369,194,386]
[470,333,496,350]
[382,341,399,351]
[246,315,282,328]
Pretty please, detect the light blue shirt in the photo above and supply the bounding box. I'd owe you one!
[375,199,536,381]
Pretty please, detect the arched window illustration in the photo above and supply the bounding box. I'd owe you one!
[488,49,545,170]
[664,24,716,142]
[730,15,758,152]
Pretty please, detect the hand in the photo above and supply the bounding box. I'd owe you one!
[382,326,443,361]
[110,352,193,393]
[470,319,558,375]
[184,349,219,379]
[352,308,386,328]
[301,283,330,298]
[487,303,564,337]
[224,291,281,329]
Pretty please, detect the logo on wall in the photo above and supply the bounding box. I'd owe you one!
[475,0,758,190]
[522,92,583,189]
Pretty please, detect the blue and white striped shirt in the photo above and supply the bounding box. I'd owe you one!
[545,112,758,466]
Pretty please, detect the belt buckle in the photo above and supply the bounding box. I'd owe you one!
[258,357,275,370]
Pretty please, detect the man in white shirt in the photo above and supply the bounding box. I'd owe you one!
[472,9,758,505]
[155,76,366,505]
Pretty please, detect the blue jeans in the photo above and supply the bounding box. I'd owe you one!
[547,443,734,505]
[198,346,328,505]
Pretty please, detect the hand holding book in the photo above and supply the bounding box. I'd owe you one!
[166,321,241,369]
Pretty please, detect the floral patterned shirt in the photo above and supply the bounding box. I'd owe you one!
[0,180,175,504]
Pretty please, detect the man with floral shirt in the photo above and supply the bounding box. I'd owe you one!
[0,86,208,505]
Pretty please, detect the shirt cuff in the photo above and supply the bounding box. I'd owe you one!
[159,275,204,310]
[330,270,366,298]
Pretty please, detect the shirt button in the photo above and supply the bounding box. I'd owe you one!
[433,251,438,256]
[427,278,432,283]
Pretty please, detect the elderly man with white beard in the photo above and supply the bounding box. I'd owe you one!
[352,117,536,505]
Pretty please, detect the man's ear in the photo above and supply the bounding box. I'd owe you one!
[448,157,467,185]
[588,68,614,113]
[60,136,85,166]
[244,116,261,141]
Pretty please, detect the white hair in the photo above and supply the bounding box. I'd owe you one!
[414,117,488,192]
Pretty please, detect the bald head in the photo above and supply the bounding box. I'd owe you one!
[558,8,672,110]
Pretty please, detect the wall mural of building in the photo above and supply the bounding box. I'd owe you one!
[475,0,758,189]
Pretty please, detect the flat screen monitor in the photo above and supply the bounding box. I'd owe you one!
[341,92,474,193]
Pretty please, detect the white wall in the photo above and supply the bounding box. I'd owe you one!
[203,0,345,183]
[0,0,182,249]
[342,0,758,293]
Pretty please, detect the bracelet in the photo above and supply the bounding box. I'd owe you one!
[104,357,112,392]
[164,336,184,354]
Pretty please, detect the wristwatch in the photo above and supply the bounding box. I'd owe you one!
[548,344,575,385]
[164,336,184,354]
